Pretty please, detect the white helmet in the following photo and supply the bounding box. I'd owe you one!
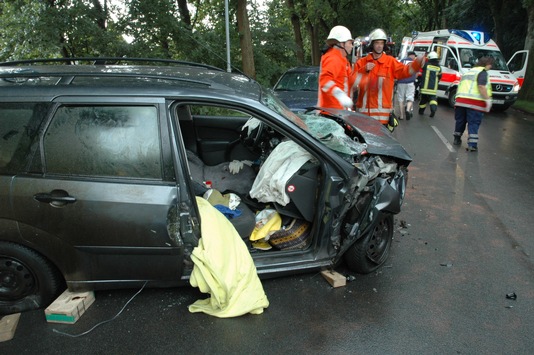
[326,26,353,45]
[428,51,439,60]
[368,28,387,43]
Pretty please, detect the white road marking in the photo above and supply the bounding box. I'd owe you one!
[431,125,454,152]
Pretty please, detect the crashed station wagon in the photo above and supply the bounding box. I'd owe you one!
[0,58,411,315]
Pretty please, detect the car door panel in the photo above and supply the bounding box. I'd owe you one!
[12,100,186,285]
[191,114,250,165]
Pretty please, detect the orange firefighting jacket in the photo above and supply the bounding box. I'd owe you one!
[353,53,421,123]
[318,48,354,110]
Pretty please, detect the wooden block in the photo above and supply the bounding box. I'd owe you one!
[0,313,21,342]
[321,270,347,288]
[45,290,95,324]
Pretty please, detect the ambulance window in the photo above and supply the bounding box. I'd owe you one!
[445,50,459,70]
[413,46,428,53]
[460,49,474,67]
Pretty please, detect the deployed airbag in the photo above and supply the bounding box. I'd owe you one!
[249,140,313,205]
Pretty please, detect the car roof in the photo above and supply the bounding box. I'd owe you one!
[0,57,262,100]
[284,66,319,73]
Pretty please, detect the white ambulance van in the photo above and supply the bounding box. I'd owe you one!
[399,29,529,111]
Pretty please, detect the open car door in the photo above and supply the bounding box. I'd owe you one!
[507,50,529,88]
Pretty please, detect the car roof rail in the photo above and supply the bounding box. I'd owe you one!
[0,57,225,71]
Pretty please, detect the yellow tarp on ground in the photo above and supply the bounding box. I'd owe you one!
[188,197,269,317]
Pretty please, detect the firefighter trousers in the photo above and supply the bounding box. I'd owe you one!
[418,93,438,115]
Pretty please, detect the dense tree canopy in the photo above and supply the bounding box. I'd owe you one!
[0,0,531,99]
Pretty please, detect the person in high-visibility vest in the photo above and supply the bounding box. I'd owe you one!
[318,26,355,111]
[353,28,424,126]
[418,51,442,117]
[453,56,494,151]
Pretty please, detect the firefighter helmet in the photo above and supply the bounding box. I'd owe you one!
[428,51,439,60]
[368,28,387,43]
[326,26,353,45]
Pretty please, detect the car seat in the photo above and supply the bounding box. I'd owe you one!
[186,150,256,239]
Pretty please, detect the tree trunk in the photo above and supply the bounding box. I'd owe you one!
[307,21,321,66]
[176,0,192,29]
[519,1,534,100]
[488,0,506,56]
[286,0,305,65]
[92,0,107,30]
[237,0,256,78]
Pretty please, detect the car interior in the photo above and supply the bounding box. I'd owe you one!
[176,103,321,251]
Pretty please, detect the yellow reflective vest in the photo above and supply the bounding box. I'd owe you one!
[455,67,492,112]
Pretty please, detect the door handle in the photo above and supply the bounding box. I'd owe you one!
[34,190,77,206]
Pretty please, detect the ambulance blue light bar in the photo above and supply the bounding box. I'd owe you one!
[450,29,491,45]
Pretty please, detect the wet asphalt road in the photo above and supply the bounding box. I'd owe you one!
[2,103,534,354]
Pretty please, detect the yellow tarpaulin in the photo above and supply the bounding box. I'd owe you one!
[188,197,269,317]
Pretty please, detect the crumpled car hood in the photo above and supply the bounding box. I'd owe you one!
[317,107,413,164]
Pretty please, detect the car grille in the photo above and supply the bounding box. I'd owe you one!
[492,84,513,93]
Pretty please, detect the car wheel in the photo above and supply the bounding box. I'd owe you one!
[0,242,63,315]
[448,88,457,108]
[344,213,394,274]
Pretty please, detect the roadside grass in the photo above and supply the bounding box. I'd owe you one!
[512,100,534,114]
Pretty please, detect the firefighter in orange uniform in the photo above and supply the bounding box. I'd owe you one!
[318,25,355,110]
[353,28,424,125]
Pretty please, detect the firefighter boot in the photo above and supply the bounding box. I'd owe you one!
[453,135,461,145]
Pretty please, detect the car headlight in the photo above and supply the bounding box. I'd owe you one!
[513,83,520,93]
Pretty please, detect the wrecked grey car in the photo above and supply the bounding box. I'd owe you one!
[0,58,410,315]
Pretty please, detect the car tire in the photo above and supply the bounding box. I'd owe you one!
[0,242,64,315]
[448,88,457,108]
[344,213,394,274]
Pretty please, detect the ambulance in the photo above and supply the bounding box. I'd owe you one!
[399,29,529,111]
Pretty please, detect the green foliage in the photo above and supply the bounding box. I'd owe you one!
[0,0,530,100]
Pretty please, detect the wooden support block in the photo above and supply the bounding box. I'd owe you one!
[45,290,95,324]
[321,270,347,288]
[0,313,21,342]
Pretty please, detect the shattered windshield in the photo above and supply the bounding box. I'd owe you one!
[261,87,309,130]
[260,88,366,157]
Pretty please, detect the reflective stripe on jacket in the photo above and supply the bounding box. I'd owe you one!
[353,53,421,124]
[455,67,492,112]
[420,64,441,95]
[318,48,354,110]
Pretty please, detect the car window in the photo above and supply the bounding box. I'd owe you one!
[275,71,318,91]
[44,105,162,179]
[0,103,49,173]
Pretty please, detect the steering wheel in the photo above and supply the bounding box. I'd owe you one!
[251,120,265,151]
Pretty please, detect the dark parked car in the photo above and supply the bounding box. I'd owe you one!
[0,58,410,315]
[273,66,319,113]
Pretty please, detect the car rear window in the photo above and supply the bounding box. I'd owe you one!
[44,105,163,179]
[274,70,318,91]
[0,103,49,174]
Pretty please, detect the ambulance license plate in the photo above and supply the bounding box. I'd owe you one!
[493,100,505,104]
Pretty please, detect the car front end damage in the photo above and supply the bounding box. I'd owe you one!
[311,108,411,273]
